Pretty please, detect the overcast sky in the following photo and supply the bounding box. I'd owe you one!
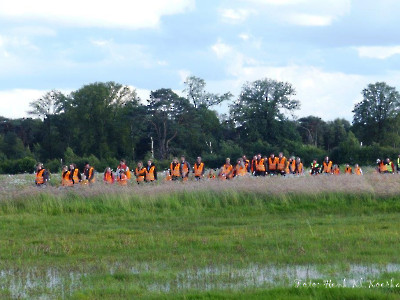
[1,0,400,121]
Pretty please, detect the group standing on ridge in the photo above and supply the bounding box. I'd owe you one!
[34,152,400,186]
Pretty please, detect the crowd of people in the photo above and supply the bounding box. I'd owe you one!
[33,152,400,186]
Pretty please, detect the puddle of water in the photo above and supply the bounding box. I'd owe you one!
[1,264,400,298]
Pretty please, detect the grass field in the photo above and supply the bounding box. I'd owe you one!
[1,173,400,298]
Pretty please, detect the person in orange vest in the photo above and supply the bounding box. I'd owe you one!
[193,156,205,180]
[267,153,278,175]
[277,152,287,176]
[61,165,73,186]
[145,160,157,182]
[354,164,363,175]
[35,162,49,186]
[294,157,304,175]
[69,163,81,185]
[376,159,383,173]
[134,161,146,184]
[251,155,257,175]
[242,155,250,172]
[117,170,128,186]
[219,158,234,180]
[234,158,247,177]
[287,156,295,174]
[332,164,340,175]
[321,157,333,174]
[116,159,131,181]
[345,164,352,174]
[180,155,191,181]
[170,157,180,181]
[103,167,115,184]
[83,162,95,184]
[255,154,266,176]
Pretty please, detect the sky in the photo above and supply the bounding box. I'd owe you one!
[1,0,400,121]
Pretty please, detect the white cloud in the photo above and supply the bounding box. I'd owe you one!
[241,0,305,5]
[0,89,50,119]
[10,26,57,37]
[226,0,351,26]
[238,33,250,41]
[355,45,400,59]
[285,13,334,26]
[211,40,233,59]
[207,40,400,121]
[221,8,256,23]
[0,0,195,29]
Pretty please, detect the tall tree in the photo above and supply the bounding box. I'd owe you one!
[67,82,139,159]
[147,88,191,159]
[183,76,232,109]
[230,78,300,145]
[352,82,400,145]
[28,90,67,160]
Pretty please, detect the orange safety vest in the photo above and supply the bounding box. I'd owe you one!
[268,157,278,171]
[117,173,128,185]
[355,167,362,175]
[220,164,233,179]
[104,172,114,184]
[250,159,255,173]
[277,157,286,171]
[379,162,387,173]
[288,160,296,173]
[72,169,80,184]
[170,163,180,177]
[333,168,340,175]
[181,162,189,177]
[323,161,332,173]
[117,164,131,179]
[135,167,146,182]
[87,167,95,183]
[62,171,73,186]
[35,169,45,185]
[345,167,352,174]
[146,166,156,181]
[256,158,266,172]
[235,164,247,176]
[244,160,250,172]
[194,162,204,177]
[295,163,303,174]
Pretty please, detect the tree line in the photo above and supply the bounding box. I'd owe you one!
[1,77,399,174]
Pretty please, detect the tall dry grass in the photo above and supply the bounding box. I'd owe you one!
[1,172,400,201]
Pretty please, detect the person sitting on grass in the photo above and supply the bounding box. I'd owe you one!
[103,167,115,184]
[354,164,363,175]
[134,161,146,184]
[234,158,247,177]
[219,158,234,180]
[180,155,191,181]
[170,157,180,181]
[117,170,128,186]
[145,160,157,182]
[61,165,73,186]
[69,163,81,185]
[35,162,49,186]
[83,162,95,184]
[310,160,320,175]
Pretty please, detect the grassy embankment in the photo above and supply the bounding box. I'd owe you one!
[0,174,400,299]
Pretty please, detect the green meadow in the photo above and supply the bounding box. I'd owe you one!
[1,174,400,299]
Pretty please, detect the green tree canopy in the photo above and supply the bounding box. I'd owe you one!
[353,82,400,146]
